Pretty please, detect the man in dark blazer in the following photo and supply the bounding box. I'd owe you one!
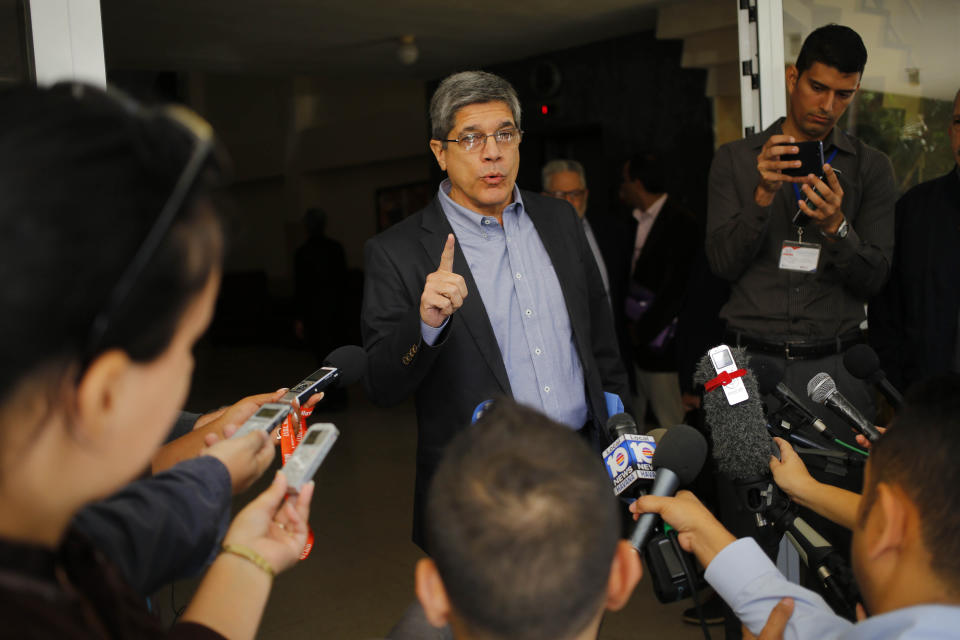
[616,153,700,430]
[361,71,630,550]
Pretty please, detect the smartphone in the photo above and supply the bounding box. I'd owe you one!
[282,423,339,493]
[781,140,824,178]
[230,402,292,439]
[707,344,749,405]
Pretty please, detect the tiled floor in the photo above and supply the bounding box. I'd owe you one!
[162,344,704,639]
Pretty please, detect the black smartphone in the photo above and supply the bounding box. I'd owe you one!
[781,140,825,178]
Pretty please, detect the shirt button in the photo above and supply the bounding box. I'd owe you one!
[544,386,551,393]
[794,287,800,293]
[535,348,542,355]
[515,273,522,279]
[525,309,532,317]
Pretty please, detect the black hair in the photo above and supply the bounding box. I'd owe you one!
[863,374,960,591]
[425,400,620,640]
[0,84,224,408]
[625,152,667,194]
[796,24,867,76]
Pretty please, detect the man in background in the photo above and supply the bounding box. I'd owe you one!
[619,153,700,430]
[541,159,610,298]
[869,88,960,394]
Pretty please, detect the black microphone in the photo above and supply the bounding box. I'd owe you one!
[843,344,904,411]
[752,358,837,441]
[628,424,707,553]
[807,373,882,443]
[607,412,639,441]
[323,345,367,388]
[602,413,656,498]
[694,348,779,479]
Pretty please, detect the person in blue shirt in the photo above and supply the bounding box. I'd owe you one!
[632,373,960,639]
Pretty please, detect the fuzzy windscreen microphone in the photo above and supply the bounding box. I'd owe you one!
[694,347,779,479]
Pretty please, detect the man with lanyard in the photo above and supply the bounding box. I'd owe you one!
[706,23,896,447]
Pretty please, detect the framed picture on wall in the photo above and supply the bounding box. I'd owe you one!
[375,180,433,232]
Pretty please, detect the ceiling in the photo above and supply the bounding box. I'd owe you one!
[100,0,662,78]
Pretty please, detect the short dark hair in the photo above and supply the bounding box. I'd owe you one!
[796,24,867,76]
[425,401,620,640]
[862,374,960,590]
[625,152,667,194]
[0,84,223,408]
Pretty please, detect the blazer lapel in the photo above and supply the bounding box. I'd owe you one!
[419,198,512,394]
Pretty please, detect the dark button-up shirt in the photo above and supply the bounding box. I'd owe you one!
[706,118,896,340]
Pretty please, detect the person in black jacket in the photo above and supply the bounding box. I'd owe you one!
[618,153,701,430]
[869,89,960,393]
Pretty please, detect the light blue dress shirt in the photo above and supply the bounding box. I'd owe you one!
[708,537,960,639]
[420,180,588,429]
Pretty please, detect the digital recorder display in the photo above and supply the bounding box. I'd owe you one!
[304,430,322,445]
[256,406,281,419]
[711,350,734,369]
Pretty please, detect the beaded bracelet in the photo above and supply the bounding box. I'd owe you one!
[221,543,275,579]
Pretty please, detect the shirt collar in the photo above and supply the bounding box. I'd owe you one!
[633,193,667,222]
[438,178,524,230]
[760,117,856,156]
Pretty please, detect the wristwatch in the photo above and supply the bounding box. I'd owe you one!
[821,217,849,240]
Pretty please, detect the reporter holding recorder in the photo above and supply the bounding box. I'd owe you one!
[631,374,960,639]
[0,84,313,638]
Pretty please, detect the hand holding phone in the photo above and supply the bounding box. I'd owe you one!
[755,135,807,206]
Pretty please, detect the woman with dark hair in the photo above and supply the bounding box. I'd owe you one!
[0,84,313,638]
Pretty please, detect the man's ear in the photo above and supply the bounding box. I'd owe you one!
[605,540,642,612]
[429,140,447,172]
[864,483,908,561]
[786,65,799,95]
[415,558,453,628]
[74,349,131,441]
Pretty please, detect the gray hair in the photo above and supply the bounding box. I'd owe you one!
[429,71,522,143]
[541,159,587,191]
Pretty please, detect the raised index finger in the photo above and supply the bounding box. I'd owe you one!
[438,233,456,273]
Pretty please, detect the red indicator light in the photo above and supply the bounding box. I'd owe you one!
[540,104,548,115]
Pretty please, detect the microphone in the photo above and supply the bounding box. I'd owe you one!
[807,373,881,443]
[322,345,367,388]
[694,348,779,479]
[607,412,639,441]
[628,424,707,553]
[471,399,495,424]
[843,344,904,411]
[602,413,656,498]
[752,358,837,441]
[697,358,862,616]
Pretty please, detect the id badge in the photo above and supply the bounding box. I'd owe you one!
[779,241,821,273]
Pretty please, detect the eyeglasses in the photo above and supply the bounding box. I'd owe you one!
[546,189,587,199]
[444,127,523,152]
[65,84,217,362]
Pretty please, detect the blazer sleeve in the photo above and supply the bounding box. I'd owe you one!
[361,234,448,407]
